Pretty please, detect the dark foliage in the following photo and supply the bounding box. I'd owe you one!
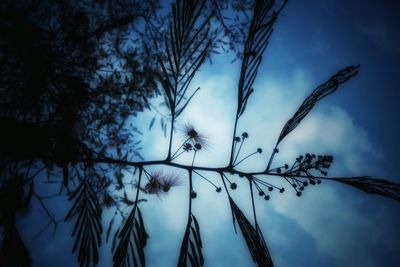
[237,0,287,118]
[0,0,164,168]
[0,174,32,266]
[229,197,273,267]
[113,207,148,267]
[332,177,400,201]
[112,167,148,267]
[178,214,204,267]
[65,178,103,267]
[276,65,360,145]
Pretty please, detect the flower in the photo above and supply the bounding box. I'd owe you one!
[183,143,193,152]
[144,171,181,197]
[194,143,202,150]
[182,123,209,149]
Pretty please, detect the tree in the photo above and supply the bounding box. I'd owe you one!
[1,0,399,266]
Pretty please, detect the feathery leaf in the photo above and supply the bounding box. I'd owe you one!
[277,65,359,145]
[113,205,148,267]
[332,176,400,201]
[158,0,212,117]
[178,213,204,267]
[228,197,273,267]
[65,180,103,267]
[237,0,287,118]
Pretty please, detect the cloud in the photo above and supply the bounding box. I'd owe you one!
[132,63,390,266]
[243,69,389,266]
[356,21,400,53]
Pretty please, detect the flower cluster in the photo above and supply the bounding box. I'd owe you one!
[183,124,208,150]
[267,153,333,197]
[232,132,263,167]
[171,124,209,160]
[143,170,181,197]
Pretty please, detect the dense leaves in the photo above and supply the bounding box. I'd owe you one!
[0,0,161,163]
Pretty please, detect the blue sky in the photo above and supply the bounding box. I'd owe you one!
[18,1,400,266]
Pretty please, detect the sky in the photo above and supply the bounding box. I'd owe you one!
[18,1,400,267]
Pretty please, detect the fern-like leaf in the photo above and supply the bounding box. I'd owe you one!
[228,197,273,267]
[178,213,204,267]
[276,65,359,145]
[158,0,212,117]
[237,0,287,118]
[65,180,103,267]
[113,206,148,267]
[332,176,400,201]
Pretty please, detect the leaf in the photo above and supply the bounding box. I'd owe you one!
[332,176,400,201]
[160,117,165,133]
[149,117,156,130]
[106,215,116,243]
[228,197,273,267]
[65,180,103,267]
[276,65,359,145]
[158,0,211,117]
[236,0,287,118]
[175,87,200,117]
[178,213,204,267]
[113,206,148,267]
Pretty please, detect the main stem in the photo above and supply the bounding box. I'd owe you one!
[132,167,143,215]
[167,114,175,161]
[229,114,239,167]
[188,170,193,217]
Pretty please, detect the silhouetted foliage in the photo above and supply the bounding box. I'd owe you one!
[113,168,148,267]
[178,213,204,267]
[65,175,103,267]
[229,196,273,267]
[1,0,399,266]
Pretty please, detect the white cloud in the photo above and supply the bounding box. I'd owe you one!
[133,64,388,266]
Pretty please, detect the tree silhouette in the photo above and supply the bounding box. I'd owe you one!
[1,0,399,266]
